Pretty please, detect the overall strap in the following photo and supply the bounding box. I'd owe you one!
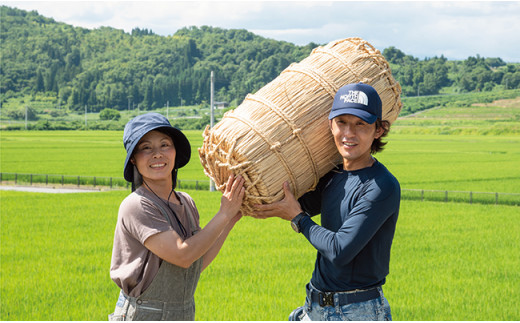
[183,201,199,234]
[153,194,199,236]
[154,202,175,228]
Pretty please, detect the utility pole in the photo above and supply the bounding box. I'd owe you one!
[210,71,215,129]
[25,105,28,130]
[166,101,169,119]
[85,105,87,129]
[210,71,215,192]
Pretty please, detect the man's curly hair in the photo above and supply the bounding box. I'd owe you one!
[371,119,391,154]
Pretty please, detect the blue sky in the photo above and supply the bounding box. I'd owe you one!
[3,1,520,62]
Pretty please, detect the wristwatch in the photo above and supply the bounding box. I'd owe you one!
[291,212,308,233]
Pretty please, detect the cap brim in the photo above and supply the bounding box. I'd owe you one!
[328,108,378,124]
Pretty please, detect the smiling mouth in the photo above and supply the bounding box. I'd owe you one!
[150,163,166,168]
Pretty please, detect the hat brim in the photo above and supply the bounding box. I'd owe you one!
[328,107,378,124]
[123,126,191,182]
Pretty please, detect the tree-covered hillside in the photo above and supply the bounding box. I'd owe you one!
[383,47,519,96]
[1,5,519,116]
[0,6,314,112]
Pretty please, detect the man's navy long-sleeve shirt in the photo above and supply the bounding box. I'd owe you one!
[298,159,400,292]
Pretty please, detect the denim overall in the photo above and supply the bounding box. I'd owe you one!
[109,202,202,321]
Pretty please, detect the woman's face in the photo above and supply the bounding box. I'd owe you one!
[131,130,176,185]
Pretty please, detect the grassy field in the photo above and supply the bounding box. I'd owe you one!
[1,130,519,194]
[0,130,207,181]
[381,98,520,194]
[1,97,519,193]
[1,190,518,320]
[379,134,520,193]
[1,97,519,320]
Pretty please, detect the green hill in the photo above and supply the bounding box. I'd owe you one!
[1,5,520,130]
[1,5,314,112]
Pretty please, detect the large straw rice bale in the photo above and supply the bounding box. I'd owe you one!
[199,37,402,216]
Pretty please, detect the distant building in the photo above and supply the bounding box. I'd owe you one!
[214,101,228,109]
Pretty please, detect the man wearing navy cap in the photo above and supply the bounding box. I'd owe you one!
[255,83,401,321]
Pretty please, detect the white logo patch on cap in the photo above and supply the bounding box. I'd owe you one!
[340,90,368,106]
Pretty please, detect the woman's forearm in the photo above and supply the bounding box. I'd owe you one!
[145,174,245,269]
[145,210,231,268]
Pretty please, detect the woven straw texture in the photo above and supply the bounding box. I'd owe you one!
[199,37,402,216]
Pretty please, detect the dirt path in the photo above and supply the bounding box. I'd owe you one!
[0,185,100,193]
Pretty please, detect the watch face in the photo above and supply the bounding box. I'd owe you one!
[291,216,300,233]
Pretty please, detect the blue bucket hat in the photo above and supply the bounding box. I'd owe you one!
[328,82,382,124]
[123,112,191,182]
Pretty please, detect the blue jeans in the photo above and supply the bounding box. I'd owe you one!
[289,283,392,321]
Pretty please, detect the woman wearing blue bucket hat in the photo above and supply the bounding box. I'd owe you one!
[109,112,245,321]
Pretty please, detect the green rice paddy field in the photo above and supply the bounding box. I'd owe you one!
[1,99,520,320]
[1,129,519,194]
[1,190,518,320]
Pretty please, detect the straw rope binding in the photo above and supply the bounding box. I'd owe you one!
[199,37,402,217]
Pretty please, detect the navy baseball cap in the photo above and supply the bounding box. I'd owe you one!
[123,112,191,182]
[328,83,382,124]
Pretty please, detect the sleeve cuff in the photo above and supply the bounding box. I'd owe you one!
[299,215,316,236]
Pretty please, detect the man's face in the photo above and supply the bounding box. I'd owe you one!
[330,114,383,170]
